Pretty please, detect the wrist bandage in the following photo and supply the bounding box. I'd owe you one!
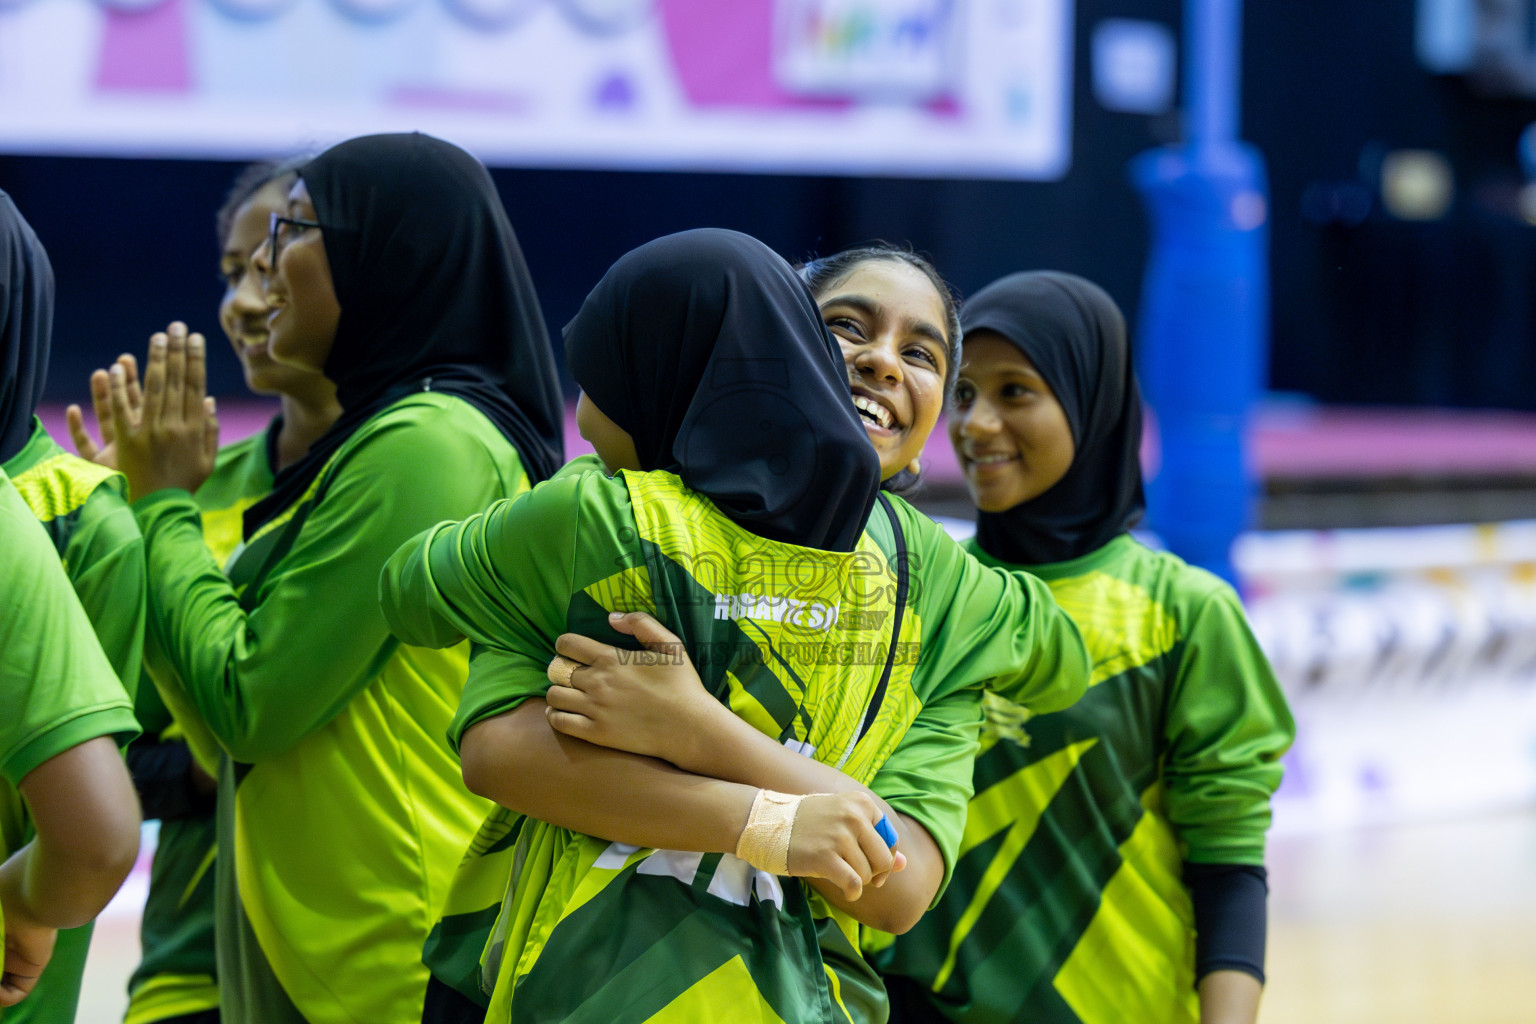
[735,789,815,875]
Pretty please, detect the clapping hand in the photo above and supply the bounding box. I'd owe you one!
[104,323,220,501]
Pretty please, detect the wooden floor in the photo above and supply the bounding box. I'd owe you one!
[1261,811,1536,1024]
[75,811,1536,1023]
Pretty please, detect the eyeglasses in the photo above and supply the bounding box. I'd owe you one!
[268,212,323,265]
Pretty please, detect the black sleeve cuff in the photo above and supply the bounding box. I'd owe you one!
[127,739,215,822]
[1184,860,1268,985]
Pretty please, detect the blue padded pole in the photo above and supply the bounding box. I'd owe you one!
[1130,0,1267,585]
[1187,0,1241,146]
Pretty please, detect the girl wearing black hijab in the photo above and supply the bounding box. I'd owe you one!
[68,157,340,1024]
[871,272,1295,1024]
[0,190,146,1024]
[380,229,1088,1024]
[107,133,564,1024]
[797,243,962,493]
[0,190,145,701]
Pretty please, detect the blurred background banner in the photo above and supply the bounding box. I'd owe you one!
[0,0,1074,178]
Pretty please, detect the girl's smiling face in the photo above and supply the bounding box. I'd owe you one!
[948,331,1076,512]
[815,259,950,481]
[219,180,330,398]
[258,179,341,374]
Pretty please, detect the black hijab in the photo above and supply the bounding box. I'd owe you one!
[0,192,53,464]
[243,133,564,537]
[565,228,880,552]
[964,271,1145,565]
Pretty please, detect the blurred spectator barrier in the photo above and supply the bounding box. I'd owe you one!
[1239,521,1536,832]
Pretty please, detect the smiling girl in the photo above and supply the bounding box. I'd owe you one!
[105,133,565,1024]
[69,158,343,1024]
[382,229,1087,1024]
[798,245,960,491]
[872,271,1294,1024]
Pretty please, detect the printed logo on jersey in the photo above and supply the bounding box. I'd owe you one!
[713,592,841,631]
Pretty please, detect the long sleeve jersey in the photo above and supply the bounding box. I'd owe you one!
[133,393,527,1024]
[125,426,277,1024]
[869,534,1295,1024]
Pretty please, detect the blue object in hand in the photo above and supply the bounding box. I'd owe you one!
[874,814,898,848]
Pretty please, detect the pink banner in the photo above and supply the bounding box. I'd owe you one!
[96,0,191,93]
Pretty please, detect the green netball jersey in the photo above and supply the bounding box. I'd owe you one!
[869,534,1295,1024]
[381,461,1089,1024]
[133,393,522,1024]
[2,418,145,1024]
[0,467,140,1023]
[125,428,275,1024]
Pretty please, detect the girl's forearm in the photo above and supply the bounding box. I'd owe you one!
[673,702,878,800]
[463,700,945,930]
[1197,969,1263,1024]
[805,810,943,934]
[460,700,756,854]
[671,705,945,931]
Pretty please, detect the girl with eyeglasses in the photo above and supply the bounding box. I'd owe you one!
[70,157,342,1024]
[102,133,565,1024]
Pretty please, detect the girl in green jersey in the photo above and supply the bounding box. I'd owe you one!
[550,266,1294,1023]
[103,133,566,1024]
[383,229,1087,1024]
[0,187,146,1024]
[70,158,342,1024]
[0,469,141,1013]
[873,272,1295,1024]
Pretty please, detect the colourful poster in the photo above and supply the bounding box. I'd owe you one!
[0,0,1073,178]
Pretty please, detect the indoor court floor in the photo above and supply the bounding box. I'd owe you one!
[1261,810,1536,1024]
[74,808,1536,1023]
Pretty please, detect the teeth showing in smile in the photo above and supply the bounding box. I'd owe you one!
[852,395,894,430]
[970,453,1015,466]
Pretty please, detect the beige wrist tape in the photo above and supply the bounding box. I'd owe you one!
[735,789,814,875]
